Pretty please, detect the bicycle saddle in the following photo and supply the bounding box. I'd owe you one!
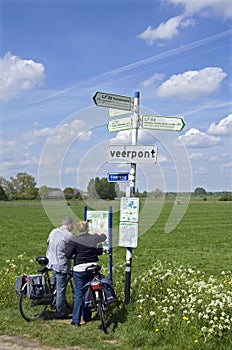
[85,264,101,273]
[36,256,49,266]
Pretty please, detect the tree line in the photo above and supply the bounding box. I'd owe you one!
[0,173,118,201]
[0,172,231,201]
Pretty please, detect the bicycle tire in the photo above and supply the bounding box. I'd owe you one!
[97,299,107,333]
[65,274,74,310]
[19,284,47,321]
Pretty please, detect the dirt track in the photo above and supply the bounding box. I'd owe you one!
[0,335,82,350]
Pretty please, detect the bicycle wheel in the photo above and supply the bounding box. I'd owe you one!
[65,274,74,311]
[97,299,107,333]
[19,285,47,321]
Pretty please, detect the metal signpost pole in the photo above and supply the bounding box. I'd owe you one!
[109,206,113,281]
[124,91,140,304]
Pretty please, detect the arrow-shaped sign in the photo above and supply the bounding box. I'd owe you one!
[107,116,132,132]
[108,107,133,117]
[93,91,132,111]
[142,115,185,131]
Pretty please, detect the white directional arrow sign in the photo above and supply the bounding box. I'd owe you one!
[108,108,131,117]
[93,91,132,111]
[142,115,185,131]
[107,116,132,132]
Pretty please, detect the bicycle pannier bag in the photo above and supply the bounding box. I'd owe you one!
[82,282,93,308]
[101,277,116,304]
[15,276,24,295]
[27,274,45,299]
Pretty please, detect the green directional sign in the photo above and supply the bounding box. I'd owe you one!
[107,116,132,132]
[142,115,185,131]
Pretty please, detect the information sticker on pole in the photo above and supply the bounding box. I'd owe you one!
[119,222,138,248]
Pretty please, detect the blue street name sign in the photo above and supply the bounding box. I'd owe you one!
[107,172,129,182]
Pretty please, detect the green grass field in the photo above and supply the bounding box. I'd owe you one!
[0,198,231,349]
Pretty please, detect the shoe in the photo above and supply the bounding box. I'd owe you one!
[82,319,91,324]
[55,314,72,320]
[71,322,81,326]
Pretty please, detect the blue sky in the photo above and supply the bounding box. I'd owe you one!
[0,0,232,193]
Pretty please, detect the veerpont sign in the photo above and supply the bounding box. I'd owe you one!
[108,145,158,163]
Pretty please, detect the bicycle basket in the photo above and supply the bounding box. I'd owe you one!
[26,274,45,299]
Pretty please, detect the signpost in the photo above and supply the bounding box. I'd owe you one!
[108,145,158,164]
[142,115,185,131]
[93,91,132,111]
[92,90,186,305]
[107,172,129,182]
[107,116,132,132]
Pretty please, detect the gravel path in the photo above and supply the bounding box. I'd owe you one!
[0,335,82,350]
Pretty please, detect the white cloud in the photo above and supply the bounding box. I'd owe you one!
[138,0,232,45]
[110,129,154,145]
[194,166,208,175]
[25,119,92,146]
[0,52,45,102]
[0,137,18,149]
[207,114,232,136]
[209,153,228,162]
[64,166,77,175]
[189,152,204,160]
[137,16,194,44]
[156,67,227,99]
[47,119,92,146]
[140,73,165,88]
[178,128,220,148]
[220,162,232,170]
[165,0,232,18]
[26,127,53,139]
[157,154,171,163]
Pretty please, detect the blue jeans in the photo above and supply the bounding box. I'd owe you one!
[72,271,92,324]
[54,271,68,317]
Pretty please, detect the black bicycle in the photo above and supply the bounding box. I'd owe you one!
[17,256,74,321]
[84,264,115,333]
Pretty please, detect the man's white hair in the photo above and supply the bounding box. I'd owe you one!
[62,217,74,226]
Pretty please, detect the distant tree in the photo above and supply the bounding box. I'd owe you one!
[0,173,37,199]
[63,187,74,200]
[219,192,232,201]
[194,187,207,195]
[87,178,98,199]
[0,186,7,200]
[12,173,37,199]
[87,177,116,200]
[38,185,50,199]
[73,188,82,199]
[141,191,148,198]
[151,188,164,198]
[0,176,16,199]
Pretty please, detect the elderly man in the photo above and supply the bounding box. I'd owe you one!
[46,217,75,319]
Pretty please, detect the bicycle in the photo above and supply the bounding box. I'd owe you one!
[17,256,74,321]
[84,263,115,333]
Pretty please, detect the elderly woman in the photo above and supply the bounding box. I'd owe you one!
[66,221,106,326]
